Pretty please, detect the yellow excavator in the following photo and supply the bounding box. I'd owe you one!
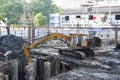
[23,32,99,62]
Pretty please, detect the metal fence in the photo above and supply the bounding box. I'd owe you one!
[0,26,119,40]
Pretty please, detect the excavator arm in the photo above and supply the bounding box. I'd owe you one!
[29,33,71,48]
[23,41,31,62]
[23,33,71,62]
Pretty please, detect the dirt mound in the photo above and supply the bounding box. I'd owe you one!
[38,40,68,48]
[0,35,24,53]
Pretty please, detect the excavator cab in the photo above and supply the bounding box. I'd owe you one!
[69,33,88,48]
[86,37,102,47]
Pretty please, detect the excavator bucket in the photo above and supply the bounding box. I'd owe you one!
[23,41,32,62]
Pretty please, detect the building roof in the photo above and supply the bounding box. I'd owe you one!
[61,6,120,15]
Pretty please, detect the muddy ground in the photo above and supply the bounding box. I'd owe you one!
[49,46,120,80]
[31,40,120,80]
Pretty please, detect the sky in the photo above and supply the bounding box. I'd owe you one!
[53,0,64,7]
[25,0,63,6]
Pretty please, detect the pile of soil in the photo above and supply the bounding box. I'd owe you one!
[0,35,24,53]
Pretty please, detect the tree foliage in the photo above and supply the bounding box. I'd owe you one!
[34,12,47,27]
[0,0,23,25]
[28,0,64,26]
[0,0,63,26]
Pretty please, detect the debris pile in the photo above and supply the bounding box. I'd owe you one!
[0,35,25,62]
[39,40,68,48]
[0,35,24,53]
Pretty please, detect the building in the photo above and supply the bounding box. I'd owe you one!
[104,0,120,3]
[49,14,60,27]
[49,5,120,39]
[50,1,120,39]
[53,0,120,9]
[53,0,87,9]
[60,5,120,28]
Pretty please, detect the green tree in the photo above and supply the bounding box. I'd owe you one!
[0,0,63,26]
[0,0,23,35]
[0,0,23,25]
[28,0,62,23]
[34,12,47,27]
[51,4,64,14]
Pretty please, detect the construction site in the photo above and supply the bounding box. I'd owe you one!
[1,0,120,80]
[0,29,120,80]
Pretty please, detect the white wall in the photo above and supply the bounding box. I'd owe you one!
[60,13,120,28]
[49,14,60,27]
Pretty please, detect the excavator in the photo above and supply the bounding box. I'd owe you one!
[23,32,100,62]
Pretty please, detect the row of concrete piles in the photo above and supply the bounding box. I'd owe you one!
[0,55,74,80]
[0,60,18,80]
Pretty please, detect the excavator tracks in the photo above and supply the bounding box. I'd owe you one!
[59,47,95,59]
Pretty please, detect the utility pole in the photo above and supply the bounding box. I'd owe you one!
[23,0,26,26]
[3,17,10,35]
[115,25,118,44]
[76,22,79,33]
[6,23,10,35]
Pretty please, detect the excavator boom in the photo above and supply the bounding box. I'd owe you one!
[23,41,31,62]
[23,33,71,62]
[29,33,71,48]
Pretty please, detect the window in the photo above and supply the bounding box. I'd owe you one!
[50,17,55,21]
[76,16,81,18]
[65,16,69,20]
[115,15,120,20]
[50,23,55,27]
[89,15,93,20]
